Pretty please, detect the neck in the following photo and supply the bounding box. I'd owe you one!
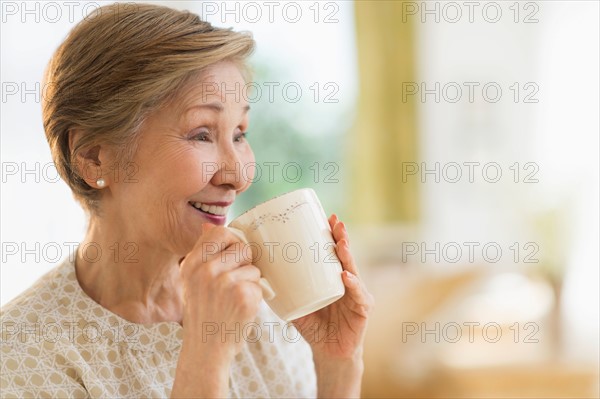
[75,217,184,325]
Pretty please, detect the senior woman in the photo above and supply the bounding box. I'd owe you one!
[0,3,372,398]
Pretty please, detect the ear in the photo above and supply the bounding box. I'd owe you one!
[69,129,110,189]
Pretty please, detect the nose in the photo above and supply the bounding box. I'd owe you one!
[210,144,250,191]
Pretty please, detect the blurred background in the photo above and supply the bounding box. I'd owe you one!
[1,1,598,397]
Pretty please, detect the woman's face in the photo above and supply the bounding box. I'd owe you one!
[103,61,255,256]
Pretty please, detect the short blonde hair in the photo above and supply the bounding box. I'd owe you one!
[42,3,255,212]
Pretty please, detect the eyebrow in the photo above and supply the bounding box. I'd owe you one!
[187,102,250,113]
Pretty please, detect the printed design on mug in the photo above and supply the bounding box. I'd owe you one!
[249,201,309,230]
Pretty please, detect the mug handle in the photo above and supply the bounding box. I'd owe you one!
[227,227,276,301]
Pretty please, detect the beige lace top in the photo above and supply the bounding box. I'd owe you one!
[0,257,316,398]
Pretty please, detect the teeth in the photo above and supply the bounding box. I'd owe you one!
[191,202,229,216]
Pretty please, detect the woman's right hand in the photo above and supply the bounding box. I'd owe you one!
[172,223,263,398]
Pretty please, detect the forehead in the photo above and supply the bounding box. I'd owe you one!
[178,62,249,108]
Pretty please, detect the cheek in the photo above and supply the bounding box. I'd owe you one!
[151,147,214,192]
[239,146,256,183]
[242,161,256,183]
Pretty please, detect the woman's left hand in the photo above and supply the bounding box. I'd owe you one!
[293,214,374,362]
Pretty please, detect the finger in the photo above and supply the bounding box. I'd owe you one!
[331,219,350,245]
[328,214,338,231]
[189,223,216,252]
[224,266,265,301]
[203,222,217,233]
[341,271,373,314]
[331,219,342,242]
[196,224,244,249]
[185,228,251,272]
[227,264,261,283]
[335,238,360,276]
[193,225,251,262]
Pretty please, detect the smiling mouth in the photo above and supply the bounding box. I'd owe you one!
[189,201,230,216]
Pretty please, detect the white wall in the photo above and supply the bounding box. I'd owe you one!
[416,1,599,362]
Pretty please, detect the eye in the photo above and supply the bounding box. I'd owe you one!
[190,128,211,142]
[234,131,248,143]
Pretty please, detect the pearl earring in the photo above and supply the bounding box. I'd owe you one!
[96,178,106,188]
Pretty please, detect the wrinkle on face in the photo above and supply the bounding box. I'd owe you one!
[104,62,253,256]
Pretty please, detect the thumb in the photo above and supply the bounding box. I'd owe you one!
[181,224,218,267]
[202,223,217,235]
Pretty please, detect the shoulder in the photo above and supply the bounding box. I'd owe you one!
[1,338,88,398]
[1,257,75,325]
[0,258,89,398]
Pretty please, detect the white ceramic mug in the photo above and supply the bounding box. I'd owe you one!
[228,188,345,321]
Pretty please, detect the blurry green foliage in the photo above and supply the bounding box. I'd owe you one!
[231,63,349,218]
